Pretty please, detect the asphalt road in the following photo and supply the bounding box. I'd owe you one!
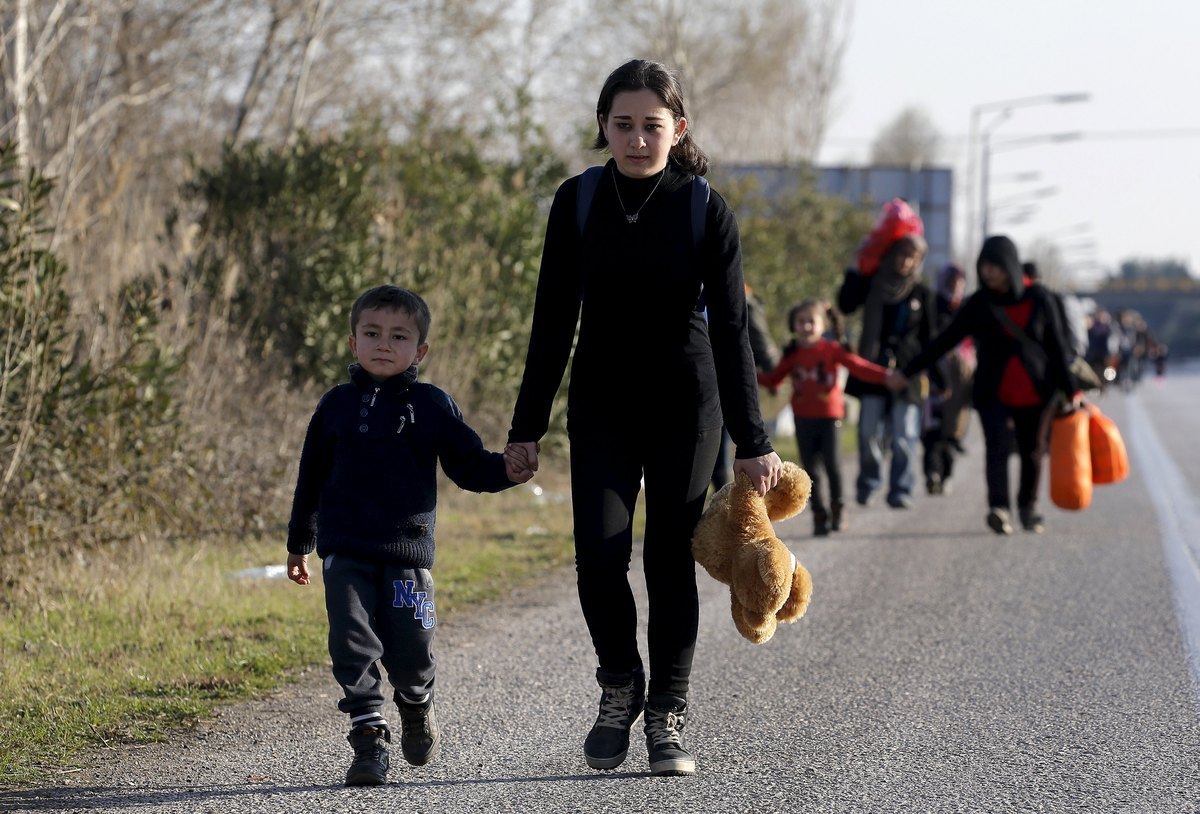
[5,368,1200,814]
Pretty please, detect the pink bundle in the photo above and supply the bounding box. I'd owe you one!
[857,199,924,276]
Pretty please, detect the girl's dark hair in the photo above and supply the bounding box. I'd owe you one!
[785,298,848,352]
[592,59,709,177]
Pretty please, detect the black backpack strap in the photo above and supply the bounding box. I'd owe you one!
[575,166,605,236]
[990,303,1049,370]
[691,175,710,312]
[691,174,710,244]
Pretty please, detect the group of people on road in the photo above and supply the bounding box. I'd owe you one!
[1086,305,1168,390]
[278,56,1105,790]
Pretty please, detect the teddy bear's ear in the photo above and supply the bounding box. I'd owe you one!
[763,462,812,522]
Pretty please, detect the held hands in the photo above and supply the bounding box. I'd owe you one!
[287,553,310,585]
[504,441,539,484]
[733,451,785,497]
[884,369,909,392]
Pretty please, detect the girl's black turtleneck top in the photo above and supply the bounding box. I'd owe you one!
[509,159,773,459]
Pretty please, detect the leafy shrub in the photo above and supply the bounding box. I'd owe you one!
[185,121,567,436]
[0,144,182,568]
[717,170,875,341]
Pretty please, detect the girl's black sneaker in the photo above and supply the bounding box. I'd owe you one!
[584,671,645,769]
[645,701,695,776]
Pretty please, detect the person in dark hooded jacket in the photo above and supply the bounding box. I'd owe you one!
[887,235,1079,535]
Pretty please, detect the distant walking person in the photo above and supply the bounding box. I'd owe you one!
[285,286,530,786]
[921,263,975,495]
[758,299,895,535]
[888,236,1080,535]
[838,232,937,509]
[503,59,781,778]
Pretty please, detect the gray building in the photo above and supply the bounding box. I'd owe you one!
[721,164,955,278]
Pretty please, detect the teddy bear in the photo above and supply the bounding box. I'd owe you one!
[691,461,814,644]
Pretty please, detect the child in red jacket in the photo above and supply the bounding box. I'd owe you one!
[759,299,892,535]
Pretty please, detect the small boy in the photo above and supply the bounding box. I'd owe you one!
[286,285,532,786]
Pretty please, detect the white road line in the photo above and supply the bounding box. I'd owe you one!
[1126,391,1200,697]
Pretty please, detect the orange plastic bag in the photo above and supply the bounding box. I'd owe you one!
[1049,408,1092,510]
[1087,405,1129,485]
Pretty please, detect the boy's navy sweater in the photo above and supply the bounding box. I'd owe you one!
[286,364,512,569]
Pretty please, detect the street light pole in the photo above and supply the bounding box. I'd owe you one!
[966,92,1089,259]
[981,131,1082,246]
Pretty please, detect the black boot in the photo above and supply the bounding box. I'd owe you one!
[829,500,847,532]
[396,693,440,766]
[645,698,696,776]
[345,725,390,786]
[812,508,830,537]
[583,669,645,770]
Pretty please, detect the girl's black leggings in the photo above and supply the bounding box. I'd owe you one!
[568,425,722,705]
[796,417,841,515]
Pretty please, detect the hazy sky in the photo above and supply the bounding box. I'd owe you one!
[816,0,1200,286]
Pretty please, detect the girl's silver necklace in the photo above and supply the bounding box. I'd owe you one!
[613,169,664,224]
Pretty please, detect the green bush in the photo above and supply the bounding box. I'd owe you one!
[185,121,567,434]
[718,169,875,341]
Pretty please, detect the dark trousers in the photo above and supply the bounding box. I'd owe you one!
[976,400,1046,511]
[568,425,722,704]
[921,429,957,485]
[323,554,437,724]
[796,417,841,515]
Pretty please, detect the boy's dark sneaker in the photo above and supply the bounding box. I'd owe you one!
[345,725,390,786]
[584,672,645,769]
[645,701,695,776]
[986,507,1014,536]
[829,500,847,532]
[1018,505,1045,534]
[812,508,830,537]
[397,694,440,766]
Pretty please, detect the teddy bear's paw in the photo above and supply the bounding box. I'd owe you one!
[732,596,777,644]
[730,538,792,615]
[763,462,813,523]
[776,560,813,623]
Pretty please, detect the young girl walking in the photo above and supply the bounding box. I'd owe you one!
[503,59,781,777]
[759,299,893,535]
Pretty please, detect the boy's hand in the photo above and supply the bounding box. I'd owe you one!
[287,553,310,585]
[504,441,539,482]
[506,460,536,483]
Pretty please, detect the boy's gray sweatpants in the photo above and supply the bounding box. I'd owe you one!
[323,553,437,724]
